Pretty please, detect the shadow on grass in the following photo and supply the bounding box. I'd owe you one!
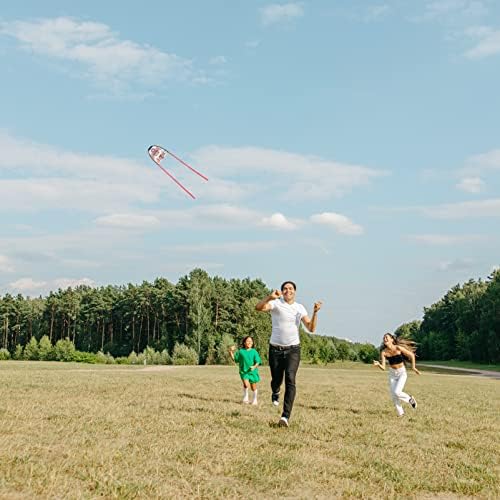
[177,392,233,404]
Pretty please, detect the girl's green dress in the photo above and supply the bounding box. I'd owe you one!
[234,348,261,383]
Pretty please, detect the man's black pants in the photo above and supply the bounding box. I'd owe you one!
[268,344,301,420]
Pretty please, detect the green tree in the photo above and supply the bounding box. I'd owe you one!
[23,336,39,360]
[172,343,198,365]
[38,335,54,361]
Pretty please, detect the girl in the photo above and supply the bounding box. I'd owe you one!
[229,336,262,405]
[373,333,420,417]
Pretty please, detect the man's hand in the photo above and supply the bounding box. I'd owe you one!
[313,301,322,313]
[270,289,282,300]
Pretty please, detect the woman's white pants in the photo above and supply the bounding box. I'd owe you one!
[388,366,411,416]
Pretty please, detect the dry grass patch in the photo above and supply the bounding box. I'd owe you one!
[0,361,498,498]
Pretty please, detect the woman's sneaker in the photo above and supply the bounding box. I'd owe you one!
[409,395,417,409]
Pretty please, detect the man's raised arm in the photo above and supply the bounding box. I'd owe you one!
[255,289,281,312]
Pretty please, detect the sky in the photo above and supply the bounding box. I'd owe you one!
[1,1,499,345]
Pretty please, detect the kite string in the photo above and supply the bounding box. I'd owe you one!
[166,150,209,181]
[155,162,196,199]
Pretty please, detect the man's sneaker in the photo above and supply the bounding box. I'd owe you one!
[271,392,280,407]
[409,395,417,409]
[278,416,289,427]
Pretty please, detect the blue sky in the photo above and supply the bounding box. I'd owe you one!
[1,1,499,344]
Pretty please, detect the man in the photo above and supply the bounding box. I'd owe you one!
[255,281,322,427]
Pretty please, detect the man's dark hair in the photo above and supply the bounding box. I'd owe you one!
[280,281,297,292]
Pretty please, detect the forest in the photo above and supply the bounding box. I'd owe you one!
[395,269,500,363]
[0,269,378,365]
[1,268,498,365]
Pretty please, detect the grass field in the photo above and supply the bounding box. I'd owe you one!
[0,361,498,499]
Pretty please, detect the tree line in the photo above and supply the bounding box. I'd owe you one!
[0,269,378,365]
[395,269,500,363]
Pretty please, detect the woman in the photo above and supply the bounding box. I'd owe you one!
[373,333,420,417]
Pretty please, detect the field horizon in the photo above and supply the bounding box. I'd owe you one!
[1,361,498,499]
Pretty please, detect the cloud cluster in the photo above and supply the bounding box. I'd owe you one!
[6,277,95,294]
[464,25,500,59]
[192,145,385,201]
[260,3,304,26]
[0,17,195,91]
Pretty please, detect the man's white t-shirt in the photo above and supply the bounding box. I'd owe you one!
[269,298,308,346]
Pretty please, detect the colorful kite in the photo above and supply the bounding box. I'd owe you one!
[147,145,208,199]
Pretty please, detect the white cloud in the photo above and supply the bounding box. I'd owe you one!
[421,199,500,218]
[260,212,299,230]
[209,55,227,65]
[0,130,166,213]
[408,234,484,245]
[95,213,161,229]
[465,149,500,171]
[464,25,500,58]
[52,278,96,289]
[8,277,47,292]
[418,1,488,23]
[6,276,95,294]
[0,17,196,91]
[310,212,364,235]
[0,132,385,212]
[456,176,485,193]
[437,258,475,271]
[365,4,391,22]
[260,3,304,26]
[192,145,385,201]
[0,254,15,273]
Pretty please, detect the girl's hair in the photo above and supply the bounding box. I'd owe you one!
[383,332,417,354]
[241,336,254,347]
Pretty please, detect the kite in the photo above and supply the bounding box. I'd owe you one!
[147,145,208,199]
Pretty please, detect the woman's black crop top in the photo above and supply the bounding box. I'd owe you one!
[386,353,405,365]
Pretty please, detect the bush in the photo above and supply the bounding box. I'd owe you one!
[24,337,39,361]
[128,351,138,364]
[73,351,99,364]
[96,351,115,364]
[38,335,54,361]
[216,334,235,365]
[172,343,198,365]
[143,346,159,365]
[0,348,11,360]
[357,343,379,363]
[13,344,24,360]
[159,349,171,365]
[53,338,76,362]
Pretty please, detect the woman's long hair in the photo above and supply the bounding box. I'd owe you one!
[383,333,417,354]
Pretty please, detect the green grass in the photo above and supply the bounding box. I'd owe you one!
[420,360,500,372]
[0,361,499,498]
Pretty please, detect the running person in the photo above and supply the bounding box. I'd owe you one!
[373,332,420,417]
[229,336,262,405]
[256,281,322,427]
